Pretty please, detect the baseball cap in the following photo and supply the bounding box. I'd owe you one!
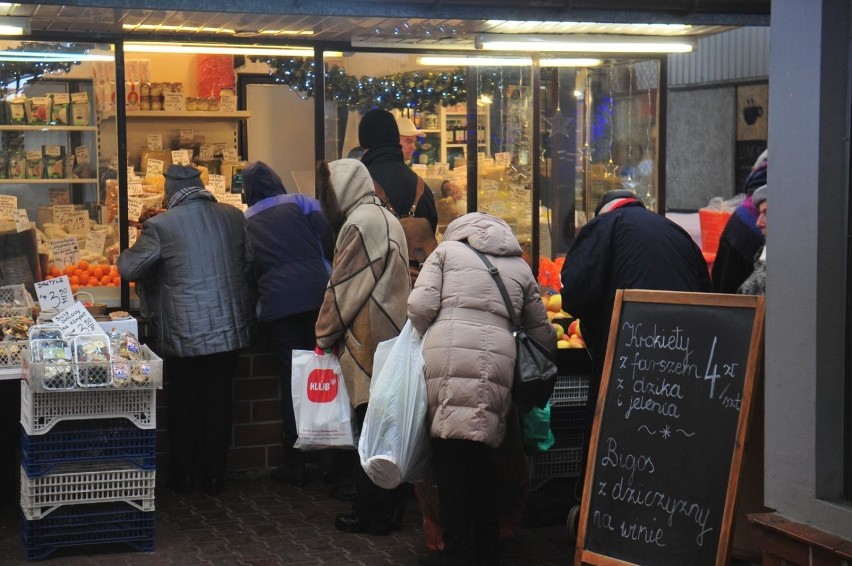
[396,116,425,138]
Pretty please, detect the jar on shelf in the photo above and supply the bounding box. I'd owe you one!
[149,82,163,98]
[185,97,199,111]
[151,98,163,111]
[207,97,220,111]
[196,98,210,111]
[139,96,152,111]
[140,82,151,97]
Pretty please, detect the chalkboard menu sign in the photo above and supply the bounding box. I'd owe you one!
[576,290,764,566]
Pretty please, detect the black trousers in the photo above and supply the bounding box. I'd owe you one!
[352,404,409,524]
[433,437,500,563]
[166,350,240,482]
[265,310,320,447]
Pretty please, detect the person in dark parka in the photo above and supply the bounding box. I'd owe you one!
[243,161,332,485]
[359,109,439,233]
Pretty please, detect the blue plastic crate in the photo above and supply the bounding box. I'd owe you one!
[21,419,156,478]
[20,502,154,561]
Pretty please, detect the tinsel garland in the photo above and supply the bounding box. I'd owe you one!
[249,56,503,113]
[0,42,87,92]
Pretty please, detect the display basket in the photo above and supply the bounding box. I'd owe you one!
[20,381,157,435]
[23,344,163,391]
[549,405,587,444]
[0,284,35,317]
[527,446,583,490]
[549,375,589,408]
[20,463,156,520]
[21,502,155,561]
[21,419,156,478]
[0,340,28,368]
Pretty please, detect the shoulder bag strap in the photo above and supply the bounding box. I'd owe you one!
[463,242,522,332]
[372,179,398,216]
[406,176,425,216]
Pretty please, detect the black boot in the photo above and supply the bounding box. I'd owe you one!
[271,446,307,486]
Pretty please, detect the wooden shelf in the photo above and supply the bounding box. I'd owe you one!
[0,125,96,132]
[101,110,251,120]
[0,178,98,185]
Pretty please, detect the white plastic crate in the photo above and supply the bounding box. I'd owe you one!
[549,375,589,408]
[20,464,156,520]
[527,446,583,490]
[0,340,27,368]
[23,344,163,391]
[0,284,34,317]
[20,381,157,435]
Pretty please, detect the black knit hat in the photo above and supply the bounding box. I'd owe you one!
[358,109,400,150]
[594,189,641,216]
[164,164,202,199]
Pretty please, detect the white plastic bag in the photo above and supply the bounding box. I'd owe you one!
[358,321,431,489]
[291,348,357,450]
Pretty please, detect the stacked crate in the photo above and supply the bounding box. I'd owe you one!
[19,340,162,561]
[524,348,592,525]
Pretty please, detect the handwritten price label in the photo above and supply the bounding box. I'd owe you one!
[64,211,90,235]
[219,193,245,209]
[14,209,30,232]
[49,237,81,269]
[128,227,138,247]
[198,144,214,160]
[180,129,194,145]
[128,176,143,195]
[53,302,101,336]
[221,148,238,162]
[147,134,163,150]
[86,229,106,255]
[219,94,237,113]
[128,197,144,222]
[0,195,17,220]
[163,93,185,112]
[146,158,164,175]
[53,204,76,226]
[171,150,191,166]
[35,275,73,311]
[208,174,226,194]
[49,188,70,205]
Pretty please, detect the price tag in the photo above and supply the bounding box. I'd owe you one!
[180,129,194,145]
[128,196,144,222]
[64,155,76,177]
[480,179,500,194]
[64,211,90,235]
[198,144,214,160]
[49,188,70,205]
[43,145,62,158]
[35,275,73,311]
[494,152,510,168]
[14,209,30,232]
[128,227,138,247]
[213,142,229,155]
[48,237,81,269]
[208,174,226,194]
[0,195,17,220]
[221,148,238,162]
[147,134,163,150]
[219,93,237,113]
[163,93,185,112]
[128,176,143,195]
[171,149,191,166]
[69,145,88,166]
[146,158,164,175]
[71,92,89,104]
[220,193,245,209]
[53,302,101,336]
[53,204,76,226]
[86,229,106,255]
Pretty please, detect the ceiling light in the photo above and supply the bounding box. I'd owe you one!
[123,24,236,35]
[540,58,603,67]
[0,16,29,36]
[476,34,695,54]
[417,56,532,66]
[484,21,693,36]
[0,50,113,62]
[123,43,339,57]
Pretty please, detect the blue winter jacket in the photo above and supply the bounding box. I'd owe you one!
[243,161,331,322]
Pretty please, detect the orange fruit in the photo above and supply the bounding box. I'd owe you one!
[70,275,80,286]
[112,275,121,285]
[77,260,89,271]
[74,268,84,278]
[48,266,61,278]
[106,283,117,287]
[92,266,104,280]
[64,265,76,277]
[45,275,54,280]
[70,284,79,293]
[78,274,90,286]
[101,275,112,286]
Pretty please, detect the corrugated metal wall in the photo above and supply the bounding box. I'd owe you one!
[668,26,770,86]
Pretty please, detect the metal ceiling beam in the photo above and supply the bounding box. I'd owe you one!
[23,0,770,26]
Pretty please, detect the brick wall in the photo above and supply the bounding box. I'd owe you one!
[154,331,287,476]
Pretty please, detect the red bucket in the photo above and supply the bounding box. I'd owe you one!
[698,209,732,255]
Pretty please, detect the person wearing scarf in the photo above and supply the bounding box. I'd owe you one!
[117,164,254,497]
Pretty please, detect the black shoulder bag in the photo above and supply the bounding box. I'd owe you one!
[464,243,558,409]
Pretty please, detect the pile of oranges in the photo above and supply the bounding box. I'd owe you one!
[45,260,123,294]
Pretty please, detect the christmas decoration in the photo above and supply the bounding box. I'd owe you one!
[0,42,88,91]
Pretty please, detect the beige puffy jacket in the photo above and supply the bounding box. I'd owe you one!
[408,213,555,448]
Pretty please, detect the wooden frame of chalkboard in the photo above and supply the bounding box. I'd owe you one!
[575,290,765,566]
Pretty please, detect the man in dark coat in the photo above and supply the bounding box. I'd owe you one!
[359,109,438,232]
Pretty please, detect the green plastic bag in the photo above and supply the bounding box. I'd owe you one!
[521,404,555,453]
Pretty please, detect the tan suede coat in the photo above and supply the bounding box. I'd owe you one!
[315,159,410,408]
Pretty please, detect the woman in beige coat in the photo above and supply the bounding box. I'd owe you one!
[408,212,555,566]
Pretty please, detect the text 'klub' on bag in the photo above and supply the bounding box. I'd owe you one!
[291,347,357,450]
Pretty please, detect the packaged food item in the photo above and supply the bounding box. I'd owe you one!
[185,97,199,111]
[70,92,91,126]
[26,96,51,125]
[139,96,151,111]
[25,150,44,179]
[196,97,210,111]
[0,153,7,179]
[6,97,27,125]
[8,151,26,179]
[109,329,142,361]
[28,324,64,341]
[142,173,165,195]
[151,98,163,111]
[104,178,119,223]
[31,337,73,389]
[140,82,151,97]
[149,82,163,98]
[71,333,112,387]
[0,315,33,341]
[42,145,65,179]
[125,81,141,111]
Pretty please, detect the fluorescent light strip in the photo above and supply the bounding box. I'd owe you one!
[478,34,694,54]
[418,55,602,67]
[124,43,338,57]
[0,51,114,62]
[123,24,237,35]
[484,21,692,35]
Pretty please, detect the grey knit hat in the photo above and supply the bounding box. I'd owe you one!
[752,185,767,207]
[164,165,203,199]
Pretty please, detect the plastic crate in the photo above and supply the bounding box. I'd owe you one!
[21,502,154,561]
[20,464,156,520]
[23,344,163,391]
[549,375,589,408]
[527,446,583,490]
[21,419,156,478]
[549,404,586,443]
[0,284,34,317]
[0,340,28,368]
[20,380,157,435]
